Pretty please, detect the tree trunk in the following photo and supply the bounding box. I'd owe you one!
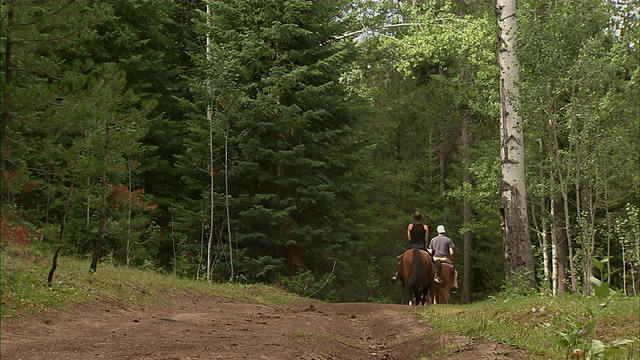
[580,185,596,295]
[171,204,177,276]
[547,91,570,294]
[197,215,206,281]
[224,122,234,282]
[550,199,558,295]
[562,187,578,293]
[438,64,447,194]
[535,198,550,287]
[205,3,216,282]
[126,160,132,267]
[1,3,14,200]
[497,0,536,287]
[552,197,569,293]
[461,108,473,304]
[48,162,77,286]
[90,122,110,273]
[548,93,572,294]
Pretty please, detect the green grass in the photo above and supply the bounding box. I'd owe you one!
[417,294,639,359]
[1,248,308,321]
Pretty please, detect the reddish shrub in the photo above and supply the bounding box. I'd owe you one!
[1,214,31,250]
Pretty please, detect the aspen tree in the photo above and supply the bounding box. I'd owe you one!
[497,0,535,287]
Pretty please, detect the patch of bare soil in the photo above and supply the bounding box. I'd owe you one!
[1,295,528,360]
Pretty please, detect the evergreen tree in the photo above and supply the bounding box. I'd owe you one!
[57,0,188,271]
[1,0,114,249]
[192,1,372,294]
[1,1,166,272]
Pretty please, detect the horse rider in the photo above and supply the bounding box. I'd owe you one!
[392,211,441,283]
[429,225,458,290]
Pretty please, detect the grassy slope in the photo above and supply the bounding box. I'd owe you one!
[2,249,638,358]
[1,248,308,320]
[419,294,639,358]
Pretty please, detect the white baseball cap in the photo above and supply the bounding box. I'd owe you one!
[437,225,446,233]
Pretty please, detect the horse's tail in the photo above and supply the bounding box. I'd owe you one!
[407,248,422,291]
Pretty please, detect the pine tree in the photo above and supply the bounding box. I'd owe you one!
[194,1,370,287]
[1,1,162,273]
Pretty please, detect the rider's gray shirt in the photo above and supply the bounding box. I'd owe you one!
[429,235,454,258]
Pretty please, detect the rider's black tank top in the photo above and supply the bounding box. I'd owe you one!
[409,223,426,247]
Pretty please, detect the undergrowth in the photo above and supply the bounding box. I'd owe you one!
[419,294,638,359]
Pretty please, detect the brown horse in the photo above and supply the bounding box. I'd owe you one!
[430,261,455,304]
[397,248,436,305]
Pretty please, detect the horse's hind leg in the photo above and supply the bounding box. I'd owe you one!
[412,290,420,306]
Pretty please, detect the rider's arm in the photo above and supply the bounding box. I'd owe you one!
[406,224,412,241]
[423,225,429,245]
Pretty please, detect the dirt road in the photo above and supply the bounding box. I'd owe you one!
[1,295,526,359]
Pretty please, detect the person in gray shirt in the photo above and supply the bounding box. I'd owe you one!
[429,225,458,290]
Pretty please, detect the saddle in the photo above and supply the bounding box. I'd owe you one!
[397,248,431,259]
[433,256,452,264]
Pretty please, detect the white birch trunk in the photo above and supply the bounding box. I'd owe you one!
[206,3,215,282]
[550,200,558,295]
[497,0,535,286]
[224,123,234,282]
[540,214,550,286]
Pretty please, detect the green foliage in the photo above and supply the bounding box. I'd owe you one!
[183,0,375,296]
[517,0,639,295]
[279,270,335,299]
[344,1,506,298]
[613,204,640,296]
[500,271,539,299]
[555,258,636,359]
[2,0,164,272]
[2,0,113,205]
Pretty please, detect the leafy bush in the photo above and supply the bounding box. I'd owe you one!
[555,258,636,359]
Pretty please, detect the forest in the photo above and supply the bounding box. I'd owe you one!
[2,0,638,304]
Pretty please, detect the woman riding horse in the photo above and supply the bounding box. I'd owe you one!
[392,211,440,283]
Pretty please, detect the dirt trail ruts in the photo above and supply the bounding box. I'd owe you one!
[1,295,527,360]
